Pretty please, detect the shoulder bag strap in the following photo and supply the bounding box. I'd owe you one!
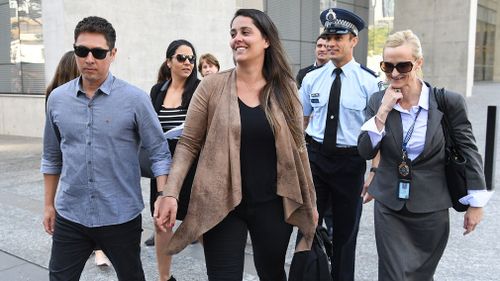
[434,87,457,148]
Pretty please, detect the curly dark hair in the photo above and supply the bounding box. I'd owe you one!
[74,16,116,49]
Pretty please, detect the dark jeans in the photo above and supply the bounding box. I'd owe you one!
[203,198,292,281]
[308,146,366,281]
[49,213,145,281]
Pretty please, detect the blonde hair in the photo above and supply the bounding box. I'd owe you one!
[384,30,423,77]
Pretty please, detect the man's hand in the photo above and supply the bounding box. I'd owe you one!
[463,206,484,235]
[154,196,178,232]
[43,205,56,235]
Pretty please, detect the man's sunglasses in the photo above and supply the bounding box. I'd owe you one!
[380,61,414,74]
[174,54,196,64]
[73,45,111,60]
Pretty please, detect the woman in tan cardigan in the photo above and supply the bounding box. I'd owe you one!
[156,9,318,280]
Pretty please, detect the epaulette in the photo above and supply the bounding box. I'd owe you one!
[360,64,378,78]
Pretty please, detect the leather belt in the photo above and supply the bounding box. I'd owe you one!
[305,135,359,156]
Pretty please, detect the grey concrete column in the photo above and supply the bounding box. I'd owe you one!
[394,0,477,97]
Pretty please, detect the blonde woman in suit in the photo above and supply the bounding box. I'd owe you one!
[358,30,492,281]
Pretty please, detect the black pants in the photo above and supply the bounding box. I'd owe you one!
[49,214,145,281]
[203,198,292,281]
[308,146,366,281]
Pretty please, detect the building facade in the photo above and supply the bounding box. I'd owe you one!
[0,0,498,137]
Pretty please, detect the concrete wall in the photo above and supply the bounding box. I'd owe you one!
[43,0,237,91]
[394,0,477,97]
[0,95,45,137]
[0,0,239,138]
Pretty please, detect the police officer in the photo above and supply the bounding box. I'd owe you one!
[299,8,381,281]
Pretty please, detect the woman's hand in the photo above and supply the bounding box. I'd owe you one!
[378,86,403,115]
[463,207,484,235]
[361,172,375,204]
[313,208,319,227]
[154,196,178,232]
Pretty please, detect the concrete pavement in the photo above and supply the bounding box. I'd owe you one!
[1,82,499,280]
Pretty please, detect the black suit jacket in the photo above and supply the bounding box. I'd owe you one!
[358,83,486,213]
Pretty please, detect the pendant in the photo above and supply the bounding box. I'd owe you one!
[398,162,410,177]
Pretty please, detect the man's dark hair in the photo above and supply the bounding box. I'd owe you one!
[316,34,328,42]
[74,16,116,49]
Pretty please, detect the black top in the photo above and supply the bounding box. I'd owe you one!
[238,98,278,204]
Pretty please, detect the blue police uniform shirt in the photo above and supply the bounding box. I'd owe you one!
[300,59,381,146]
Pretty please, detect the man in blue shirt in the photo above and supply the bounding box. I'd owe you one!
[41,16,171,281]
[299,8,381,281]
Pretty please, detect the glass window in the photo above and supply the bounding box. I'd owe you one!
[0,0,44,94]
[474,5,496,81]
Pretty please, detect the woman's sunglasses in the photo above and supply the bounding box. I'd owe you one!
[73,45,110,60]
[174,54,196,64]
[380,61,414,74]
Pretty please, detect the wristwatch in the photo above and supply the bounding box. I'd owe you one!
[370,167,378,173]
[157,191,164,196]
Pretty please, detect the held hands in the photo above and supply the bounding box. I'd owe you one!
[154,196,178,232]
[463,207,484,235]
[43,205,56,235]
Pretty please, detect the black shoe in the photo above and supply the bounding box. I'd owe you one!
[144,234,154,246]
[168,276,176,281]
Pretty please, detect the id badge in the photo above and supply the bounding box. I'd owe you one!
[398,180,411,200]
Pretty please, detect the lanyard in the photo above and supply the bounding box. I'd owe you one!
[402,107,422,153]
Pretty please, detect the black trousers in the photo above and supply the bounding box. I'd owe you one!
[307,145,366,281]
[203,198,292,281]
[49,214,145,281]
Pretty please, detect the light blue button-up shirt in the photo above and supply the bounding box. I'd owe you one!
[41,73,171,227]
[300,59,381,146]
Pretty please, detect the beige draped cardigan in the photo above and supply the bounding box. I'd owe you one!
[163,69,317,254]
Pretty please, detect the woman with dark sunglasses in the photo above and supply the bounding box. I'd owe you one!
[147,39,200,281]
[155,9,318,280]
[358,30,491,281]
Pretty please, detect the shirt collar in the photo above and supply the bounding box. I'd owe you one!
[160,80,170,91]
[393,79,429,112]
[332,58,356,77]
[75,72,114,96]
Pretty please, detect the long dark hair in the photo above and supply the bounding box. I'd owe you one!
[46,50,79,104]
[231,9,304,147]
[164,39,199,107]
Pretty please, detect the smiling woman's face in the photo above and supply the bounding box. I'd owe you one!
[229,15,269,64]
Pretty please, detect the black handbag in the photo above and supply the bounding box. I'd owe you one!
[289,226,333,281]
[434,88,468,212]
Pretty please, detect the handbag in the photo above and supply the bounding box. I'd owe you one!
[289,226,333,281]
[434,88,468,212]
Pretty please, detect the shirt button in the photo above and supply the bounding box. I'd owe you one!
[89,178,93,182]
[330,115,335,120]
[88,104,92,108]
[88,161,91,164]
[90,195,95,199]
[87,142,91,145]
